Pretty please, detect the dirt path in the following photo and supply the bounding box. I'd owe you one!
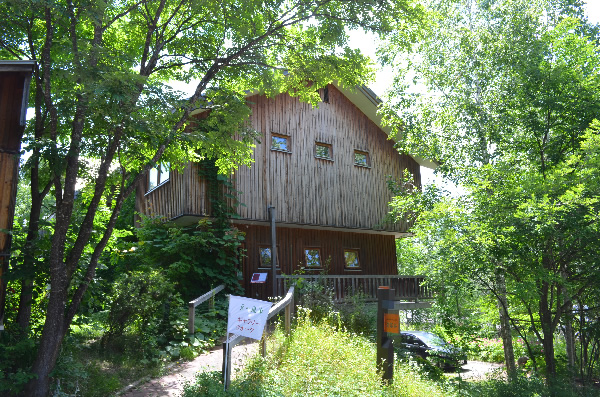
[117,340,258,397]
[452,360,505,380]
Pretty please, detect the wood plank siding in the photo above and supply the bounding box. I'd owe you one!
[235,85,420,232]
[139,162,212,221]
[0,68,32,253]
[0,61,35,328]
[139,84,421,233]
[239,225,398,300]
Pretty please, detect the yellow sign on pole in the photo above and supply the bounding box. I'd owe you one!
[383,313,399,334]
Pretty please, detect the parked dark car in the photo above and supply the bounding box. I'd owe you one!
[397,331,467,369]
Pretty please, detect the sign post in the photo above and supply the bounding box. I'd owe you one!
[377,286,399,383]
[223,295,272,389]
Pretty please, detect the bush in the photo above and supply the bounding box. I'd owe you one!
[0,331,37,396]
[103,269,176,343]
[467,337,537,363]
[292,269,377,337]
[335,293,377,337]
[133,216,244,303]
[466,373,600,397]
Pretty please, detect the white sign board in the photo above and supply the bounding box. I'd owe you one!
[250,273,268,283]
[227,295,272,340]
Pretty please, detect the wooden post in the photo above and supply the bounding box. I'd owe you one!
[261,335,267,357]
[285,293,293,335]
[222,341,232,389]
[269,206,277,297]
[188,303,195,335]
[377,287,396,383]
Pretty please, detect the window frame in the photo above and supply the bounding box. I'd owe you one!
[304,247,323,268]
[343,249,361,270]
[314,142,333,161]
[270,132,291,153]
[354,150,370,168]
[258,245,280,269]
[146,162,170,193]
[322,86,329,103]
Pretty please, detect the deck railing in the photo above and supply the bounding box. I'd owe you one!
[276,275,432,301]
[188,284,225,334]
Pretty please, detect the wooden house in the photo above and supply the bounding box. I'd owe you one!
[136,83,432,300]
[0,60,35,330]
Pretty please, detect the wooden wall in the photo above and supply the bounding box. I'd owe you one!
[138,84,422,233]
[234,85,420,232]
[138,162,212,220]
[0,153,19,252]
[239,224,397,299]
[0,66,33,328]
[0,72,27,243]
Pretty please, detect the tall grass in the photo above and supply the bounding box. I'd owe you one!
[183,309,447,396]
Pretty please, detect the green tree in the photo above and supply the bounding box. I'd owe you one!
[383,0,600,381]
[0,0,426,394]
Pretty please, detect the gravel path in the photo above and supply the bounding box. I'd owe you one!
[452,360,505,380]
[117,340,259,397]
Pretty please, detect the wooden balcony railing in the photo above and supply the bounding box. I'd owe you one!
[276,275,432,301]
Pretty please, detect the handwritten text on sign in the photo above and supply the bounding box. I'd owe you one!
[227,295,272,340]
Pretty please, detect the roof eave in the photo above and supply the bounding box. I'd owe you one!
[0,60,36,73]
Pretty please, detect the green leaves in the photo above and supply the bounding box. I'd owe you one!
[383,0,600,376]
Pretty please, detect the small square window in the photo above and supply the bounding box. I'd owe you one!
[354,150,370,167]
[315,142,332,160]
[259,246,279,268]
[344,249,360,269]
[271,133,290,152]
[305,248,322,268]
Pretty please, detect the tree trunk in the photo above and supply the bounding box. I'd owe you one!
[15,279,33,330]
[539,279,558,380]
[24,274,68,396]
[542,334,556,380]
[16,132,46,330]
[565,319,576,374]
[561,269,575,377]
[496,270,516,378]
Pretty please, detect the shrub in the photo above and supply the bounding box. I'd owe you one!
[335,293,377,337]
[135,219,244,302]
[102,268,176,343]
[0,331,37,396]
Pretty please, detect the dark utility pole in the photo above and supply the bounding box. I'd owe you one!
[268,206,277,297]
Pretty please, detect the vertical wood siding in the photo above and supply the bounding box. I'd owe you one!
[140,162,212,220]
[0,72,27,255]
[239,224,397,300]
[236,85,419,232]
[0,153,19,253]
[0,69,31,323]
[137,85,421,233]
